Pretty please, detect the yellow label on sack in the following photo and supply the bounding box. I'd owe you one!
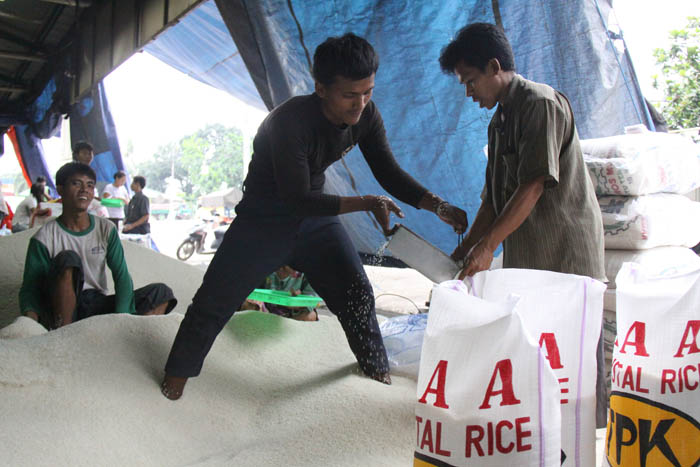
[414,451,456,467]
[605,391,700,466]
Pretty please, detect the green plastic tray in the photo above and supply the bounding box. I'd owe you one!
[247,288,321,307]
[101,198,124,207]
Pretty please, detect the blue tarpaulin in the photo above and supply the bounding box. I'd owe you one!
[144,0,650,256]
[69,82,126,185]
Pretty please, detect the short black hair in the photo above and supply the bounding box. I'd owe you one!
[132,175,146,189]
[55,162,96,186]
[312,33,379,85]
[439,23,515,74]
[30,183,44,203]
[35,176,46,183]
[72,141,94,158]
[113,171,126,180]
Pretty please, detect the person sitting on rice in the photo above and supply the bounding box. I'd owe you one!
[18,162,177,330]
[242,266,320,322]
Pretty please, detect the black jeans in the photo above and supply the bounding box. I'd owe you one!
[164,215,389,378]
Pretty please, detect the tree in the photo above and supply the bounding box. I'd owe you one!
[653,16,700,131]
[135,123,245,203]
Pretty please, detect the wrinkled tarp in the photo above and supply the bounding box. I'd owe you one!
[205,0,650,255]
[9,0,653,259]
[144,1,266,112]
[7,125,57,198]
[69,82,126,185]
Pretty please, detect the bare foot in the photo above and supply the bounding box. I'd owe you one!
[161,375,187,400]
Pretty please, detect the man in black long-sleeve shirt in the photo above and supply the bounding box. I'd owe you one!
[161,33,467,400]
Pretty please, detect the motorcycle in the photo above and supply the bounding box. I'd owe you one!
[176,219,230,261]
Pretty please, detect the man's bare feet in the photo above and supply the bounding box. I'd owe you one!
[161,375,187,400]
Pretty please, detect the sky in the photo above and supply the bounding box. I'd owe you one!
[613,0,699,103]
[2,0,699,187]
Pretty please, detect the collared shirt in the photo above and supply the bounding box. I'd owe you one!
[125,191,150,234]
[484,74,605,280]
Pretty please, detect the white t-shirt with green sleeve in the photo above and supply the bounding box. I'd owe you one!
[19,215,135,320]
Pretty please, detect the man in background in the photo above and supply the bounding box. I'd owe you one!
[72,141,94,166]
[122,176,150,235]
[102,171,130,229]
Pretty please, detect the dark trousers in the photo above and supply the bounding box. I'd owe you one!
[43,250,177,329]
[165,215,389,378]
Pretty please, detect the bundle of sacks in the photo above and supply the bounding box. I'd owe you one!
[581,130,700,391]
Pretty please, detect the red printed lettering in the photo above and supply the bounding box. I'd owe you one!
[478,359,521,409]
[558,377,570,404]
[660,365,700,393]
[464,417,531,457]
[539,333,564,369]
[619,321,650,357]
[418,360,450,409]
[465,425,484,457]
[673,320,700,358]
[515,417,532,452]
[495,420,514,453]
[417,418,452,456]
[661,369,676,394]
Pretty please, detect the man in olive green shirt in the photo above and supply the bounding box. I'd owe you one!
[439,23,604,281]
[439,23,607,428]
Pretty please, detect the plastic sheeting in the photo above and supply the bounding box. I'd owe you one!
[144,1,266,112]
[69,82,126,185]
[130,0,652,257]
[6,125,58,198]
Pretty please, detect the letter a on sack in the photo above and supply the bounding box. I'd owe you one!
[479,359,522,409]
[674,320,700,358]
[418,360,450,409]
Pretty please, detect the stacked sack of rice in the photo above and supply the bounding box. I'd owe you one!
[581,130,700,390]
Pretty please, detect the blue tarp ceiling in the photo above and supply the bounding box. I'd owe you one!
[142,0,651,256]
[7,0,652,259]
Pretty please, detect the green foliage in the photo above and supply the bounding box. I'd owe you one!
[653,16,700,130]
[135,123,245,203]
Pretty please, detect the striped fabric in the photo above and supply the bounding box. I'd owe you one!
[485,75,605,280]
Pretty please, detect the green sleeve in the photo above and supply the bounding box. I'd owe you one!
[106,228,135,314]
[19,238,52,318]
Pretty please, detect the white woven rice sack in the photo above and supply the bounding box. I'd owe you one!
[604,246,700,289]
[599,194,700,249]
[582,132,700,196]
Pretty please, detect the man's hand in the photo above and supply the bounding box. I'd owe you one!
[436,203,468,234]
[370,196,404,236]
[457,240,494,280]
[122,223,132,232]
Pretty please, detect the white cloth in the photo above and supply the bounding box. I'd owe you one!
[13,196,37,228]
[102,183,129,219]
[0,191,8,215]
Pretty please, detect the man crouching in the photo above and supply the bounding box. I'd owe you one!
[19,162,176,329]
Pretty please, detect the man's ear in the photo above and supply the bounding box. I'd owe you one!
[487,58,502,75]
[56,185,64,197]
[315,81,326,99]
